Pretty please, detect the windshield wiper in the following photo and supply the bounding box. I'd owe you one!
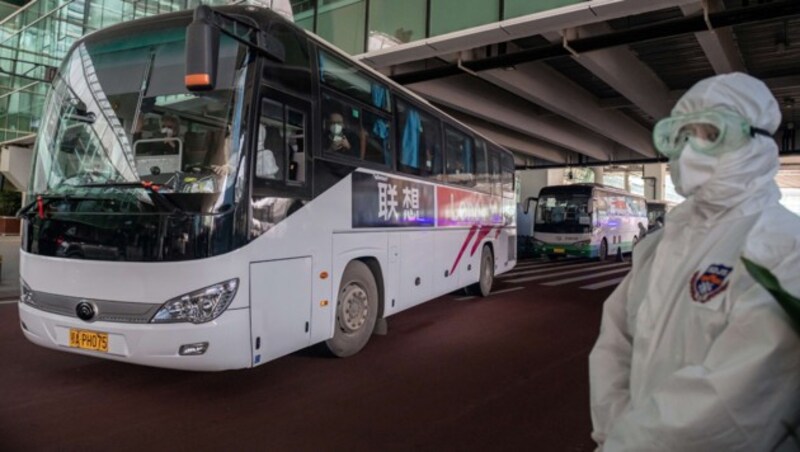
[76,182,187,215]
[17,194,104,219]
[18,194,65,219]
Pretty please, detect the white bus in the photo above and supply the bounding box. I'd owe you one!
[532,184,647,261]
[17,6,517,370]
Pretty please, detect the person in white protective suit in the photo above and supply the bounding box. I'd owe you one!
[589,73,800,451]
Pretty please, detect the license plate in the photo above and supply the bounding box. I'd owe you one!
[554,248,565,254]
[69,329,109,353]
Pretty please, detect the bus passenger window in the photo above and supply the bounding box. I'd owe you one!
[445,127,475,187]
[287,107,306,184]
[322,94,361,158]
[397,99,442,178]
[474,140,490,194]
[319,49,391,112]
[255,99,285,181]
[361,109,392,166]
[490,149,501,197]
[501,152,515,198]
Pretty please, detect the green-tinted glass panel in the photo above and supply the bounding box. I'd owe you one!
[430,0,498,37]
[291,0,314,30]
[317,0,366,55]
[0,3,18,21]
[504,0,585,20]
[367,0,425,52]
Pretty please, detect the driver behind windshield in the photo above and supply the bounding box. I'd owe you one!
[133,114,182,156]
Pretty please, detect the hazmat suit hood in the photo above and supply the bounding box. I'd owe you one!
[669,73,782,221]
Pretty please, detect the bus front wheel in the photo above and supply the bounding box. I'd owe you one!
[325,260,379,358]
[469,245,494,297]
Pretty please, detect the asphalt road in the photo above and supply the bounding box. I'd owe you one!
[0,258,628,451]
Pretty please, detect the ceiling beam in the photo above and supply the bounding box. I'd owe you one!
[680,0,746,74]
[478,63,657,157]
[409,76,623,161]
[543,24,672,119]
[598,75,800,109]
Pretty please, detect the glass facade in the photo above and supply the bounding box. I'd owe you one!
[291,0,587,53]
[367,0,425,52]
[0,0,236,144]
[503,0,584,20]
[316,0,366,55]
[429,0,499,37]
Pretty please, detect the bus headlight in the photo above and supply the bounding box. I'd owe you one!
[20,280,34,306]
[151,279,238,324]
[573,240,591,247]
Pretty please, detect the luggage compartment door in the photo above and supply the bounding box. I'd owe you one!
[250,257,312,364]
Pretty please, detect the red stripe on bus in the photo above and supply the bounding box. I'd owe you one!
[449,224,480,276]
[469,225,494,257]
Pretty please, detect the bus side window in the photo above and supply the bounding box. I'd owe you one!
[286,107,306,184]
[489,147,501,197]
[474,140,490,194]
[263,23,311,95]
[318,49,391,112]
[361,108,392,166]
[396,98,442,178]
[501,151,515,198]
[444,126,475,187]
[322,92,362,159]
[254,98,285,183]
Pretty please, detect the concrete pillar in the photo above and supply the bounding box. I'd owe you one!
[592,167,604,185]
[624,170,631,192]
[0,144,32,191]
[643,163,667,200]
[518,168,564,202]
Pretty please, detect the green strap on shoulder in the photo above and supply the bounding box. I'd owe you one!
[741,257,800,333]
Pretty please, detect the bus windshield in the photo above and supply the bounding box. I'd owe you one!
[30,28,249,214]
[535,194,592,233]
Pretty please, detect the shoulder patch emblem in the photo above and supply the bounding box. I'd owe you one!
[690,264,733,304]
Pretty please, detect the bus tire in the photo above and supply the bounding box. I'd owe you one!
[598,239,608,261]
[469,245,494,297]
[325,260,379,358]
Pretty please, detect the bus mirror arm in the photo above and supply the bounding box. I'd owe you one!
[185,5,285,92]
[523,197,538,215]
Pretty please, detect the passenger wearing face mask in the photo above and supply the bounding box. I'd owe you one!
[324,111,360,157]
[589,73,800,451]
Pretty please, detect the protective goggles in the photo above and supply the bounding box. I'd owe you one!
[652,109,771,158]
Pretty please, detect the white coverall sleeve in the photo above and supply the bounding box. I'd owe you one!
[589,273,634,448]
[602,273,800,451]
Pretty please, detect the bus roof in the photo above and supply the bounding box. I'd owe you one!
[538,183,646,199]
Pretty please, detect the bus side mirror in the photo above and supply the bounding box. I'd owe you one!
[185,8,219,91]
[523,197,538,215]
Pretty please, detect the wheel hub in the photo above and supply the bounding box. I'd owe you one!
[339,283,368,333]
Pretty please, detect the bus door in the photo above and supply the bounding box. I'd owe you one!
[249,86,314,363]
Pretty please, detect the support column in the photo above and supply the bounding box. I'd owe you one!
[592,167,604,185]
[643,163,667,200]
[518,168,564,202]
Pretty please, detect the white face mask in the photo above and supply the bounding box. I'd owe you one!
[330,124,343,136]
[161,127,175,137]
[670,144,718,198]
